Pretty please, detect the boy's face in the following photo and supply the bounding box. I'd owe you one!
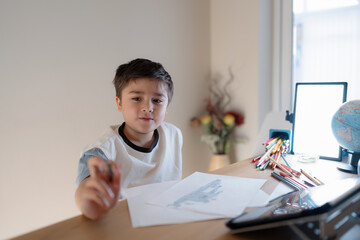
[115,78,169,139]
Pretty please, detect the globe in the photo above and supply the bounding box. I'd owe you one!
[331,100,360,153]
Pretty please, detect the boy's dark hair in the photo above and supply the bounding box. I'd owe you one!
[113,58,173,103]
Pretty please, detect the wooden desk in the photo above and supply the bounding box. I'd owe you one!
[13,156,354,240]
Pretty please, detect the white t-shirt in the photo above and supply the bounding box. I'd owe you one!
[76,122,182,190]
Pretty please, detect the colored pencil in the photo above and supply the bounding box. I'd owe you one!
[314,176,325,185]
[303,180,315,187]
[281,154,291,168]
[279,171,308,189]
[281,164,301,178]
[252,156,261,163]
[256,144,276,168]
[263,137,274,145]
[268,156,293,176]
[300,169,321,186]
[271,172,300,190]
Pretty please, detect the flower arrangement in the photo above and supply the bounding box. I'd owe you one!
[190,69,245,155]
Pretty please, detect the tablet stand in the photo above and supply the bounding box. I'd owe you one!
[289,192,360,240]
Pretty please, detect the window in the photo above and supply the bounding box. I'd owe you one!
[292,0,360,101]
[285,0,360,160]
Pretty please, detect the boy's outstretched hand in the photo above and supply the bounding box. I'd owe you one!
[75,156,122,220]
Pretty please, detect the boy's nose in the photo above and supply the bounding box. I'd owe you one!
[142,102,154,113]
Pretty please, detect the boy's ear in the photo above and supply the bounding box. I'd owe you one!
[115,97,122,112]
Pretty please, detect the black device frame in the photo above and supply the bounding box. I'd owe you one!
[290,82,348,161]
[226,178,360,239]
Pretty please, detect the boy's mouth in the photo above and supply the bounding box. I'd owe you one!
[139,117,153,121]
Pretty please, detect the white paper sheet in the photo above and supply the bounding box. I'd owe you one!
[124,180,223,228]
[244,183,295,208]
[147,172,266,218]
[246,189,270,207]
[268,182,294,202]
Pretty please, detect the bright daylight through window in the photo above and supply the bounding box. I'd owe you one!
[292,0,360,100]
[290,0,360,159]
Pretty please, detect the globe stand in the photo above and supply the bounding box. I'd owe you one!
[337,150,360,174]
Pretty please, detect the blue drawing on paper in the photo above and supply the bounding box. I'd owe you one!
[169,179,223,207]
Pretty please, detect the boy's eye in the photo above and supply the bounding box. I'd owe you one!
[153,99,163,104]
[132,97,141,101]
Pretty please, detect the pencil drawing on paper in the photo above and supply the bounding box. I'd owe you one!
[169,179,223,207]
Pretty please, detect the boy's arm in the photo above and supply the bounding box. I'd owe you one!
[75,156,121,220]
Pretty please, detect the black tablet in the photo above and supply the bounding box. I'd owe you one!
[226,177,360,233]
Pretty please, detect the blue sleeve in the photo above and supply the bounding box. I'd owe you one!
[75,148,109,186]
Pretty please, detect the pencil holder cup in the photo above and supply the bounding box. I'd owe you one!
[269,129,292,154]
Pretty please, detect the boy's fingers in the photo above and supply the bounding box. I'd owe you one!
[88,157,121,203]
[88,157,117,183]
[88,157,108,179]
[86,187,110,210]
[87,178,115,201]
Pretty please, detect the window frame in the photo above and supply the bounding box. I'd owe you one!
[272,0,293,113]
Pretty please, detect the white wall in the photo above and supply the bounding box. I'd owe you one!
[258,0,273,128]
[0,1,210,238]
[210,0,261,161]
[0,0,271,238]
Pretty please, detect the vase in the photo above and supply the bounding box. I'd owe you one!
[209,154,230,171]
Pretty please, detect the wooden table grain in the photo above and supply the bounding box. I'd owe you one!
[12,156,354,240]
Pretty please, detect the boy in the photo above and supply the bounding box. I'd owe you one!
[75,59,183,220]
